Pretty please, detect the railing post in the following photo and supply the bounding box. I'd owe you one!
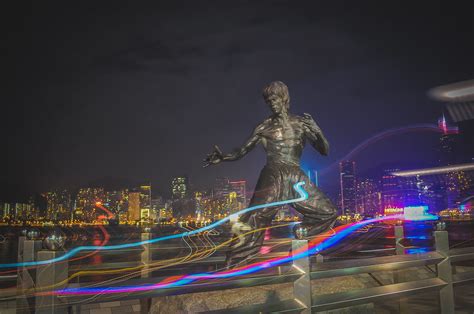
[16,236,42,314]
[394,225,405,255]
[435,230,454,314]
[393,224,409,313]
[394,225,405,284]
[35,250,68,314]
[140,230,152,314]
[292,239,311,313]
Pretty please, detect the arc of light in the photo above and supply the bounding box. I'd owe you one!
[0,182,308,269]
[318,123,456,177]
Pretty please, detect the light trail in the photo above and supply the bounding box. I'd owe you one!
[392,163,474,177]
[47,213,437,296]
[7,223,296,297]
[318,123,457,177]
[0,182,309,269]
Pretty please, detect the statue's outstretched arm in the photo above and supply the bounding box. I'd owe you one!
[302,113,329,156]
[223,124,263,161]
[203,124,263,167]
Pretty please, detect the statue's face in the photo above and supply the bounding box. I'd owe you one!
[265,94,286,115]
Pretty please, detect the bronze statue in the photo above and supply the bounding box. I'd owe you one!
[204,81,338,267]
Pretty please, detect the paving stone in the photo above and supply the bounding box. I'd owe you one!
[131,304,140,312]
[110,305,134,313]
[90,308,112,314]
[100,301,122,308]
[120,299,140,305]
[81,303,102,310]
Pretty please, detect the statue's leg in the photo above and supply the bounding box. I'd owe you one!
[225,166,280,268]
[292,174,338,237]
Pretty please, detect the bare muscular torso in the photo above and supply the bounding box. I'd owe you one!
[259,114,306,166]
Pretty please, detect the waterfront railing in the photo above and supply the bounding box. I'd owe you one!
[3,225,473,313]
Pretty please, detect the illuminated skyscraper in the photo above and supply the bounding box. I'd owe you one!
[438,115,457,166]
[128,191,140,221]
[105,189,129,222]
[194,191,203,220]
[381,168,402,209]
[214,177,231,200]
[46,190,72,221]
[105,191,121,214]
[229,180,247,209]
[75,188,105,222]
[151,196,163,221]
[339,161,356,214]
[139,184,152,221]
[171,176,188,199]
[356,178,381,215]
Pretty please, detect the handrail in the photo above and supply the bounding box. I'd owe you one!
[311,252,444,279]
[448,246,474,262]
[11,228,474,313]
[59,268,301,304]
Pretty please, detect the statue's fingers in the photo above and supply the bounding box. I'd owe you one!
[214,145,223,155]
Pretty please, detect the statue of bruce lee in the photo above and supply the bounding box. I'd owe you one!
[204,81,338,267]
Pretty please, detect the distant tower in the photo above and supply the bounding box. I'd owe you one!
[194,191,203,220]
[339,161,356,214]
[356,178,381,215]
[381,168,401,209]
[171,176,188,200]
[229,180,247,208]
[438,114,457,165]
[128,191,140,221]
[139,184,152,221]
[214,177,231,200]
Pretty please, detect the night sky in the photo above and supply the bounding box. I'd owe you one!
[2,1,473,201]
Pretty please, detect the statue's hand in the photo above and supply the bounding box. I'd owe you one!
[302,113,322,134]
[203,145,224,167]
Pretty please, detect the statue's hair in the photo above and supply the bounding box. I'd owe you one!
[262,81,290,109]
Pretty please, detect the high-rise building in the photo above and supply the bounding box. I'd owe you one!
[104,189,129,222]
[438,115,458,166]
[214,177,231,200]
[339,161,356,214]
[75,188,105,222]
[151,196,164,221]
[399,176,423,206]
[445,171,472,208]
[46,190,72,221]
[139,184,152,222]
[356,178,381,215]
[229,180,247,209]
[105,191,121,214]
[2,203,11,219]
[128,191,140,222]
[171,176,188,199]
[158,200,173,220]
[194,191,204,220]
[381,168,402,209]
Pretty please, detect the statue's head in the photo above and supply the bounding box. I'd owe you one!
[262,81,290,115]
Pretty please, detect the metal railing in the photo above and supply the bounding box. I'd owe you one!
[5,226,474,313]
